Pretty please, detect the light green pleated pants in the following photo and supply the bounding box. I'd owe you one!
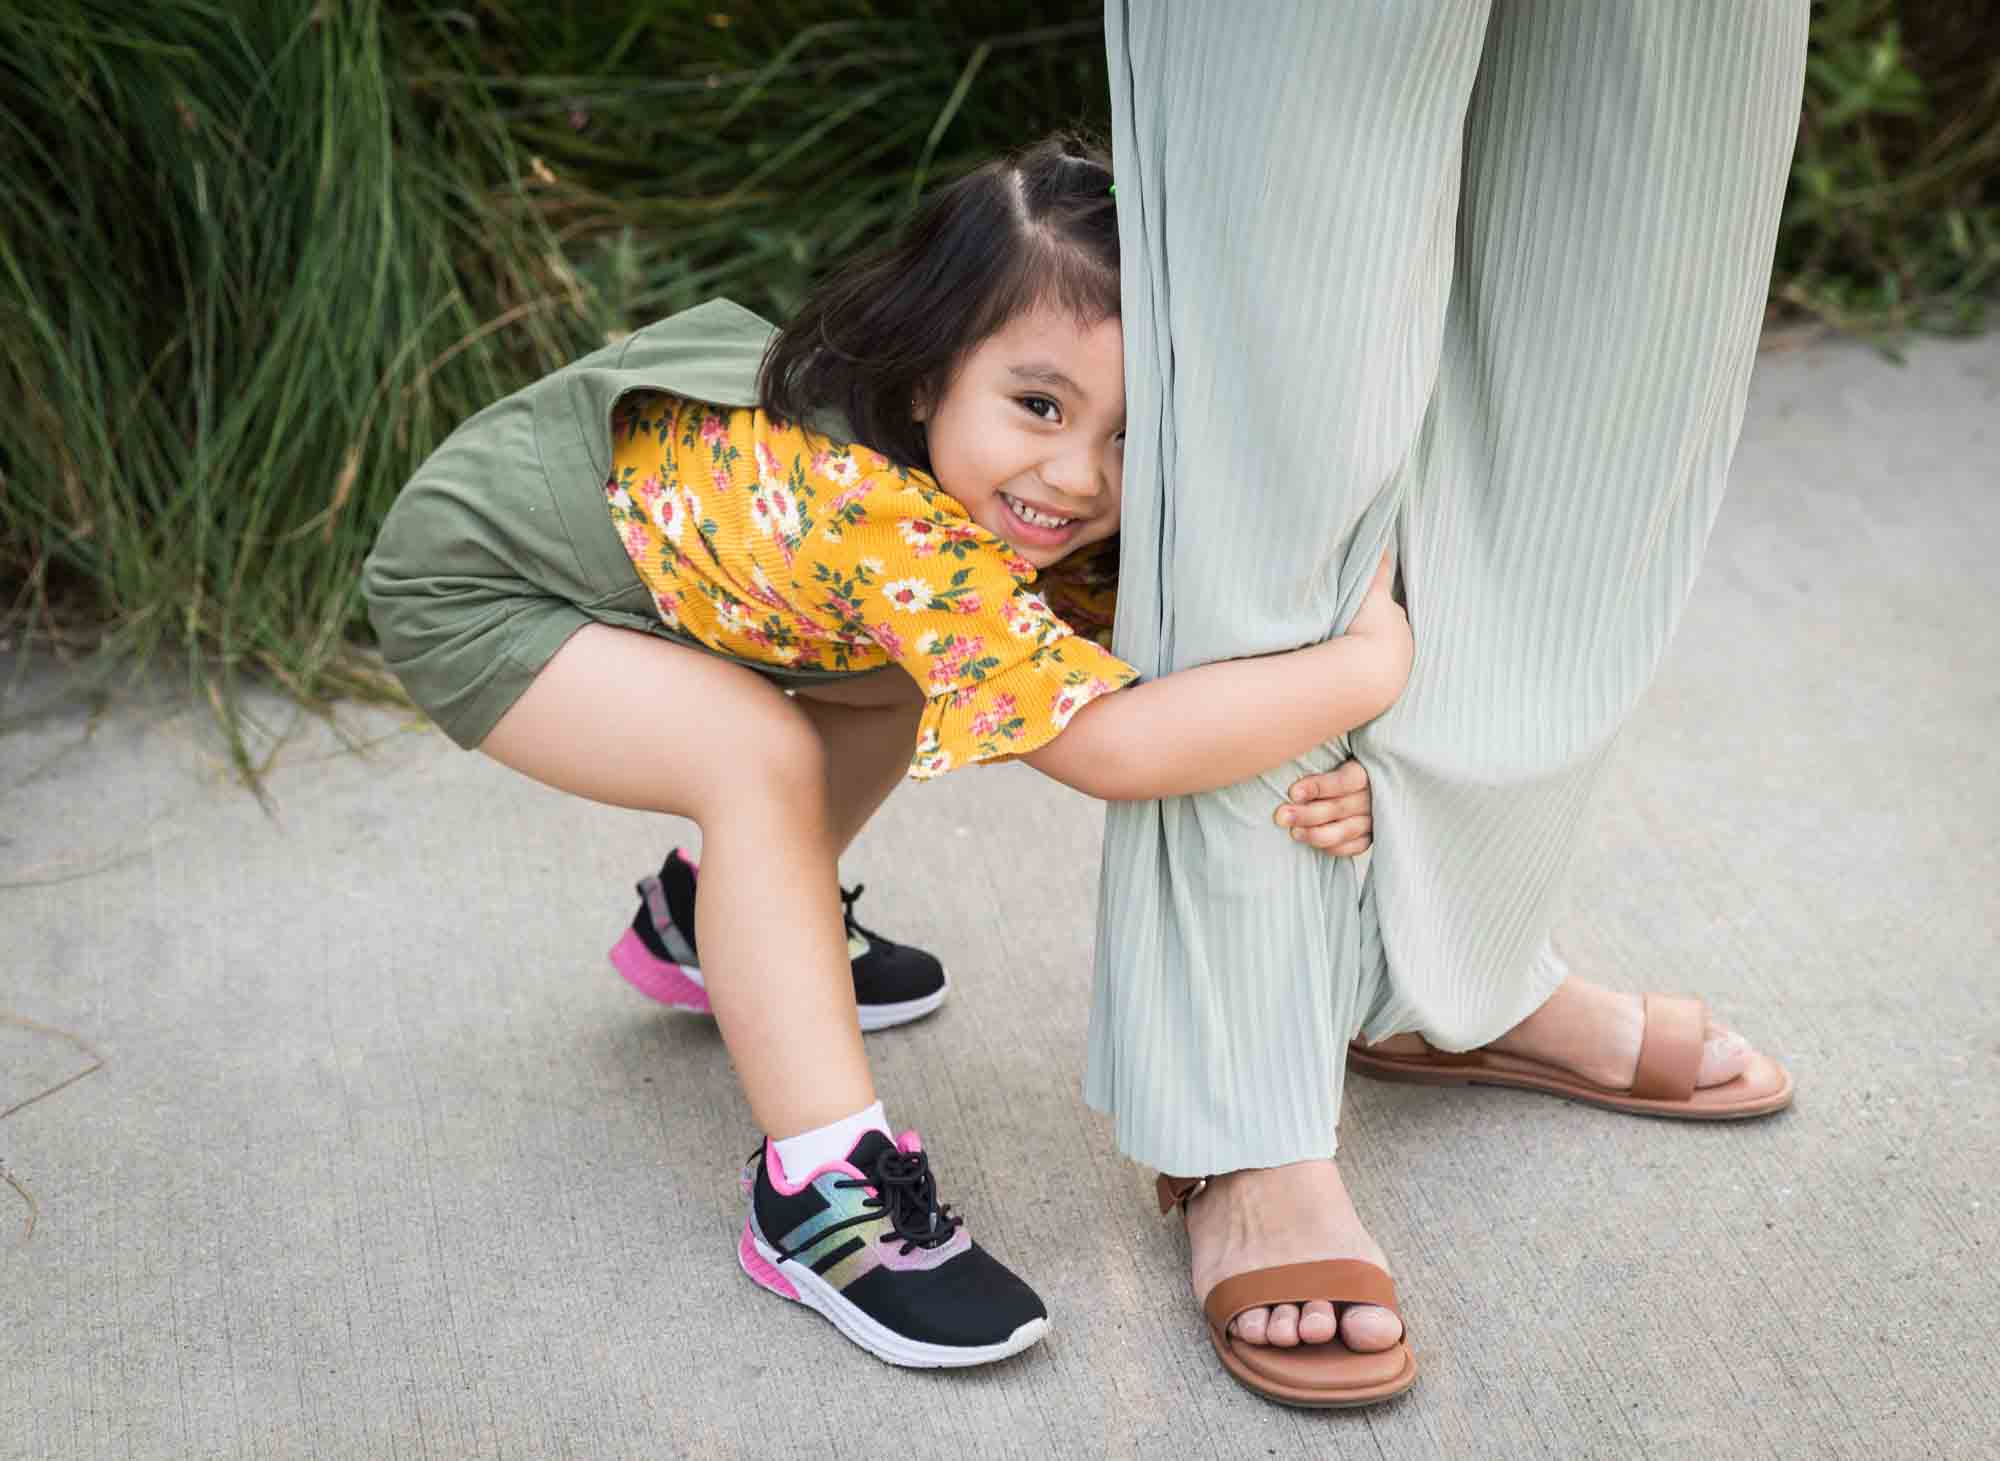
[1087,0,1810,1174]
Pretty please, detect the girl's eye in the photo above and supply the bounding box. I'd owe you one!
[1018,395,1060,422]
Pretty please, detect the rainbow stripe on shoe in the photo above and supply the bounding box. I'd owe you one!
[736,1129,1047,1368]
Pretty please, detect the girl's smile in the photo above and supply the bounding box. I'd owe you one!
[997,490,1083,548]
[916,306,1126,570]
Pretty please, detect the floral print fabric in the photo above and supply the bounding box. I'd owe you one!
[603,392,1137,779]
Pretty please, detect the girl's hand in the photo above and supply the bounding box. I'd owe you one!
[1274,759,1372,856]
[1342,550,1414,722]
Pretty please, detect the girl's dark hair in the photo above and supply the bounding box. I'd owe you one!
[759,133,1117,473]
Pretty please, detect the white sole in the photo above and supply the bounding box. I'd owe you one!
[742,1216,1047,1369]
[855,976,950,1032]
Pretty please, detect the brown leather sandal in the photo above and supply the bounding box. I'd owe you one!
[1160,1175,1417,1408]
[1346,993,1794,1120]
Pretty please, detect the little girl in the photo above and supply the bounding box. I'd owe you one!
[362,136,1411,1370]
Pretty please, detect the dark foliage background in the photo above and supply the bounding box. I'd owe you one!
[2,0,1993,768]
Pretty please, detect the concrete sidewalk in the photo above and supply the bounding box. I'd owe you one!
[4,335,1997,1459]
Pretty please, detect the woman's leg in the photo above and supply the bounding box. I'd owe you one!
[481,622,870,1139]
[1093,0,1808,1350]
[1351,0,1809,1061]
[1095,0,1494,1351]
[1093,0,1489,1175]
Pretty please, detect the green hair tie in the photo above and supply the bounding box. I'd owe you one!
[1108,183,1116,198]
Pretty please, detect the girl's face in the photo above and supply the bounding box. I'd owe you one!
[916,305,1125,570]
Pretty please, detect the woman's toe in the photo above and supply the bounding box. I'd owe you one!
[1297,1300,1338,1344]
[1232,1306,1271,1345]
[1338,1303,1405,1352]
[1265,1303,1302,1347]
[1698,1020,1750,1087]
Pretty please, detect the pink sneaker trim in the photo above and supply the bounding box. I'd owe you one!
[607,928,710,1012]
[739,1222,798,1301]
[894,1129,925,1155]
[676,846,700,877]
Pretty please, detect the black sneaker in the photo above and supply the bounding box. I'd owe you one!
[607,848,949,1031]
[736,1128,1048,1367]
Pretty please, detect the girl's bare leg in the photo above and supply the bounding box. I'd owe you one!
[479,623,870,1139]
[792,667,925,855]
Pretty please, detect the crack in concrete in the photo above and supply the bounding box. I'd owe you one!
[1,1012,107,1249]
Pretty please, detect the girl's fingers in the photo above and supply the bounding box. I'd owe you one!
[1285,762,1368,805]
[1291,816,1370,850]
[1274,792,1369,829]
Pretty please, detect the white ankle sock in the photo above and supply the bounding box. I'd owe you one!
[772,1101,890,1181]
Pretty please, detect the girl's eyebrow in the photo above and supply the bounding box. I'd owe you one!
[1008,363,1087,400]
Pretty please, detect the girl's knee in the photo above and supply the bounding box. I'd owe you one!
[698,702,832,820]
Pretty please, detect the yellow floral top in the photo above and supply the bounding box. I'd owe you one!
[602,391,1136,779]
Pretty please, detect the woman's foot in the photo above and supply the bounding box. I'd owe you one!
[1184,1160,1404,1351]
[1371,975,1752,1089]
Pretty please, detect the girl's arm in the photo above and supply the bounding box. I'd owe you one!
[1023,554,1411,802]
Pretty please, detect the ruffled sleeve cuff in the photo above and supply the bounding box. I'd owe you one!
[906,632,1138,780]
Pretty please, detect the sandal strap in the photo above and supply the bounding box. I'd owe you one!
[1204,1259,1400,1332]
[1156,1174,1210,1214]
[1631,993,1704,1101]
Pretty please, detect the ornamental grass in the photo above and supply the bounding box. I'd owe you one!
[2,0,1993,776]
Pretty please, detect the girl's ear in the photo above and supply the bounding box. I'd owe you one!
[910,369,942,424]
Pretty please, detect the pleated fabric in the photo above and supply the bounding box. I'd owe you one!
[1087,0,1810,1175]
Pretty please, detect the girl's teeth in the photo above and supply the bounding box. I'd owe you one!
[1007,495,1073,529]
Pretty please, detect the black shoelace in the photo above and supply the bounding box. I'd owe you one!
[776,1147,963,1262]
[839,883,886,948]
